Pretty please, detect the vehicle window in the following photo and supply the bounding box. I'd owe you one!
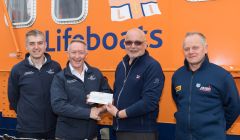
[5,0,36,28]
[52,0,88,24]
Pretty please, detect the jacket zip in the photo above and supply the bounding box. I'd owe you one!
[188,73,194,140]
[116,59,138,130]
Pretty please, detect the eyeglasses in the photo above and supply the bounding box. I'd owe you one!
[124,40,144,46]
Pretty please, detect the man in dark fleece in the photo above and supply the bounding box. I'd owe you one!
[51,39,112,140]
[172,32,240,140]
[106,28,165,140]
[8,29,62,139]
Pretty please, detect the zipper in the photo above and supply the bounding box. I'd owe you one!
[188,73,194,140]
[116,59,138,130]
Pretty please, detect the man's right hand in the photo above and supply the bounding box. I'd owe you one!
[90,107,101,120]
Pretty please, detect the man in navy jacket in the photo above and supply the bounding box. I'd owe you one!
[51,39,112,140]
[106,28,165,140]
[8,29,62,139]
[172,32,240,140]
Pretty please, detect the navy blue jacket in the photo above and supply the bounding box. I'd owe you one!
[113,51,165,132]
[8,53,61,133]
[172,56,240,140]
[51,62,112,140]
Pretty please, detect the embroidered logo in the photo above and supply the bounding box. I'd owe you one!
[153,78,160,84]
[175,85,182,92]
[88,75,96,80]
[136,74,141,79]
[67,79,77,84]
[196,83,201,88]
[199,86,212,93]
[46,69,55,74]
[24,71,34,76]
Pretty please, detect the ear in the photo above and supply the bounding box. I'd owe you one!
[204,44,208,54]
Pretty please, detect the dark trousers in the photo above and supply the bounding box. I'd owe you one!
[116,131,158,140]
[17,129,55,139]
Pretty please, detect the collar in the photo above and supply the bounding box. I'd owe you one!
[184,54,210,72]
[69,62,88,74]
[123,51,149,65]
[28,56,47,66]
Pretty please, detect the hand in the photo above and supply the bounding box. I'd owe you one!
[90,107,101,120]
[86,94,94,105]
[98,105,107,114]
[106,103,118,117]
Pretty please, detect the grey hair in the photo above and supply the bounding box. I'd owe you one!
[183,32,207,47]
[67,39,88,52]
[26,29,45,45]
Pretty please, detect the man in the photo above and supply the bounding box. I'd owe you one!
[50,39,112,140]
[172,32,240,140]
[8,29,62,139]
[106,28,165,140]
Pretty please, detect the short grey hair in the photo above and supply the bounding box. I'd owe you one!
[183,32,207,47]
[67,39,88,52]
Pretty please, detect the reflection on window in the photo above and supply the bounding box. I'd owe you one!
[5,0,36,28]
[52,0,88,24]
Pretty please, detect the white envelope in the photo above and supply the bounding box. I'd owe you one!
[88,91,113,105]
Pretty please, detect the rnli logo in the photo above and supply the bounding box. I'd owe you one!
[175,85,181,92]
[88,75,96,81]
[46,69,55,74]
[24,71,34,76]
[67,79,77,84]
[109,0,161,21]
[136,74,141,79]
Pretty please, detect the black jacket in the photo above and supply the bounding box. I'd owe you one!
[172,56,240,140]
[51,62,112,140]
[8,53,62,133]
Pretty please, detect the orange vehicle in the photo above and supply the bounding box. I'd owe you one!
[0,0,239,139]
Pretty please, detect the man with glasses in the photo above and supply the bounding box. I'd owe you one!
[8,29,62,139]
[50,39,112,140]
[172,32,240,140]
[106,28,165,140]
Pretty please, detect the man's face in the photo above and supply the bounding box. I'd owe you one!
[68,42,87,69]
[26,35,46,59]
[124,29,147,59]
[183,34,207,66]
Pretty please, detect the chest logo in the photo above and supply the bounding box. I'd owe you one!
[67,79,77,84]
[136,74,141,79]
[88,75,96,81]
[199,86,212,93]
[196,83,212,93]
[46,69,55,74]
[24,71,34,76]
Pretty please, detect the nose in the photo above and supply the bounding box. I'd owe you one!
[33,44,39,49]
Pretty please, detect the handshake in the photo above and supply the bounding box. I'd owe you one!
[87,92,113,121]
[87,91,126,120]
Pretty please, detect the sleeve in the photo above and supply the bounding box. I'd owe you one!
[125,62,165,118]
[8,67,20,112]
[171,74,178,106]
[50,74,91,119]
[222,73,240,130]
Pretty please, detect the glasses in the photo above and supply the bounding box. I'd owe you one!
[124,40,144,46]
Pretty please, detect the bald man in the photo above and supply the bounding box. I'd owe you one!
[106,28,165,140]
